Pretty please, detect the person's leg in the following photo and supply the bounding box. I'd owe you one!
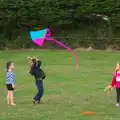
[118,88,120,103]
[40,80,44,99]
[33,92,39,102]
[10,91,16,106]
[33,80,39,101]
[9,91,12,104]
[116,88,120,106]
[116,88,119,102]
[37,80,43,101]
[37,80,43,102]
[6,85,11,105]
[7,91,10,105]
[33,80,43,102]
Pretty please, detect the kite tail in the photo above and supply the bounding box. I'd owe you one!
[46,28,51,37]
[71,50,79,70]
[45,36,79,70]
[55,40,79,70]
[45,37,54,41]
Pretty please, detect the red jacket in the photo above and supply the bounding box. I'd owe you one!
[110,71,120,88]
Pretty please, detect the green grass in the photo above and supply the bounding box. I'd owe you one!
[0,50,120,120]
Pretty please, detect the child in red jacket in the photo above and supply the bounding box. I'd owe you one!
[105,63,120,107]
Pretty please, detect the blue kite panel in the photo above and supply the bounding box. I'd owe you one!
[30,28,47,40]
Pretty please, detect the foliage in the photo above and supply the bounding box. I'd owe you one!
[0,0,120,49]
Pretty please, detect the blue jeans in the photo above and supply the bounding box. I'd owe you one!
[33,79,43,101]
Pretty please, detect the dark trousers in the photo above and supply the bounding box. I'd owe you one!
[116,88,120,103]
[34,79,44,101]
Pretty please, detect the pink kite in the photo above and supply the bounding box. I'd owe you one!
[30,28,79,70]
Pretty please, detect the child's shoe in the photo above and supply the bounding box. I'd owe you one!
[35,100,40,104]
[116,103,120,107]
[7,102,10,105]
[11,103,16,106]
[32,99,36,104]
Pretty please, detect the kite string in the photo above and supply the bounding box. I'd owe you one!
[54,40,79,70]
[45,28,79,70]
[45,37,54,41]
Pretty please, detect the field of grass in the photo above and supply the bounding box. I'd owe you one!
[0,50,120,120]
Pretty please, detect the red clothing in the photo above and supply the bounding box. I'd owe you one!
[110,71,120,88]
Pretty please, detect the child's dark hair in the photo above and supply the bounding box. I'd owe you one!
[6,61,12,71]
[31,58,39,67]
[32,58,36,64]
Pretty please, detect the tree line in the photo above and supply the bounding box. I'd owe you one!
[0,0,120,49]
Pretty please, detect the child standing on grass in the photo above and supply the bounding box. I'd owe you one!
[27,56,46,104]
[6,61,16,106]
[105,63,120,107]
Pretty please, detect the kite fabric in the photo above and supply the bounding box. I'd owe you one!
[30,28,79,70]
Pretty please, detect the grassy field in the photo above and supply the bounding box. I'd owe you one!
[0,50,120,120]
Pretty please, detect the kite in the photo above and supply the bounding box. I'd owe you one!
[30,28,79,70]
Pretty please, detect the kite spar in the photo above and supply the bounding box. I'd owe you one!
[30,28,79,70]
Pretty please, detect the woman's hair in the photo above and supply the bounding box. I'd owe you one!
[6,61,12,71]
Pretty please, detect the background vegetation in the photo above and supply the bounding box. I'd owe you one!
[0,0,120,49]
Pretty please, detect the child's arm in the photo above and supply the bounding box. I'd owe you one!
[29,64,36,76]
[104,73,116,93]
[11,72,16,89]
[29,66,34,75]
[12,84,16,89]
[33,57,41,68]
[37,60,41,68]
[110,75,116,87]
